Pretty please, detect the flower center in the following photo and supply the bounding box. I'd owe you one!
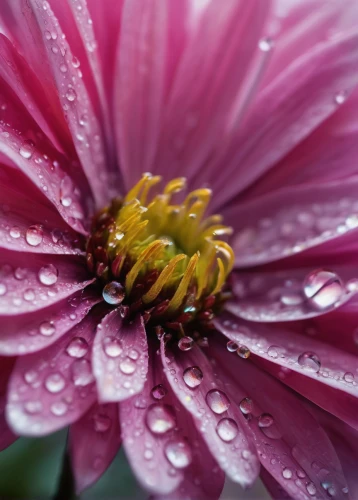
[87,174,234,329]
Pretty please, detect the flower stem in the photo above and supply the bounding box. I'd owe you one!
[54,446,76,500]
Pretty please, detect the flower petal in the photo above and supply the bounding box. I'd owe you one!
[0,286,101,355]
[69,402,121,494]
[0,357,17,450]
[210,335,349,500]
[92,311,148,403]
[160,338,260,488]
[0,250,94,315]
[5,309,105,436]
[226,178,358,268]
[215,313,358,429]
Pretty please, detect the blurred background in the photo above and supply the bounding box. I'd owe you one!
[0,432,270,499]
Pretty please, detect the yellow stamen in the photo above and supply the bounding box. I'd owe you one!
[167,253,199,315]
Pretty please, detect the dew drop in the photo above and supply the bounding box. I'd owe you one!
[103,336,123,358]
[65,87,77,102]
[268,345,279,358]
[102,281,125,305]
[0,283,7,296]
[14,268,26,280]
[306,482,317,496]
[206,389,230,414]
[72,56,80,68]
[128,348,139,361]
[183,366,203,388]
[151,384,167,400]
[144,449,153,460]
[145,404,176,434]
[258,37,274,51]
[226,340,239,352]
[24,370,38,384]
[50,401,68,416]
[239,397,254,415]
[119,358,136,375]
[282,467,292,479]
[298,351,321,373]
[71,359,94,386]
[334,90,347,105]
[26,225,43,246]
[178,336,194,351]
[19,140,34,159]
[280,289,304,306]
[93,413,111,432]
[237,345,250,359]
[66,337,88,358]
[39,321,56,337]
[303,269,343,310]
[45,372,66,393]
[38,264,58,286]
[216,418,239,442]
[10,226,21,239]
[258,413,274,428]
[164,438,192,469]
[24,289,35,301]
[59,63,68,73]
[24,400,43,414]
[343,372,354,383]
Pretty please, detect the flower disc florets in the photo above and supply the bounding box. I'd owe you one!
[87,174,234,330]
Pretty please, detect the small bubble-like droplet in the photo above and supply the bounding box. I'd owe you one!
[151,384,167,400]
[298,351,321,373]
[19,140,34,159]
[216,418,239,442]
[119,358,136,374]
[39,321,56,337]
[226,340,239,352]
[51,401,68,416]
[258,413,274,428]
[103,336,123,357]
[237,345,250,359]
[258,37,274,51]
[146,404,176,434]
[344,372,354,383]
[282,467,293,479]
[183,366,203,388]
[306,482,317,496]
[38,264,58,286]
[335,91,347,105]
[26,225,43,246]
[65,87,77,102]
[66,337,88,358]
[178,336,194,351]
[10,226,21,239]
[206,389,230,414]
[303,269,343,310]
[23,288,35,301]
[239,397,253,415]
[45,372,66,393]
[164,438,192,469]
[102,281,125,305]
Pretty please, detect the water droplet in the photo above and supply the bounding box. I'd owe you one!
[93,413,111,432]
[103,336,123,357]
[102,281,125,305]
[258,413,274,428]
[72,57,80,68]
[24,370,38,384]
[280,289,304,306]
[0,283,7,296]
[26,225,43,246]
[14,268,26,280]
[346,278,358,292]
[335,90,347,105]
[119,358,136,374]
[50,401,68,416]
[144,449,153,460]
[151,384,167,400]
[226,340,239,352]
[216,418,238,442]
[183,366,203,388]
[258,37,274,51]
[298,352,321,373]
[44,30,52,40]
[206,389,230,414]
[128,348,139,360]
[146,404,176,434]
[239,397,253,415]
[237,345,250,359]
[303,269,343,310]
[164,438,192,469]
[71,359,94,386]
[306,482,317,496]
[19,140,34,159]
[38,264,58,286]
[45,372,66,393]
[24,400,43,414]
[24,288,35,301]
[39,321,56,337]
[178,336,194,351]
[59,63,68,73]
[282,467,292,479]
[344,372,354,383]
[66,337,88,358]
[10,226,21,239]
[65,87,77,102]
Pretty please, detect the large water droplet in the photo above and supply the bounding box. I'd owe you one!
[39,321,56,337]
[164,438,192,469]
[66,337,88,358]
[306,482,317,496]
[298,351,321,373]
[258,413,274,428]
[151,384,167,400]
[71,359,94,386]
[10,226,21,239]
[237,345,250,359]
[206,389,230,414]
[178,336,194,351]
[93,413,111,432]
[226,340,239,352]
[239,397,253,415]
[282,467,293,479]
[19,140,34,159]
[303,269,343,310]
[0,283,7,296]
[343,372,354,383]
[119,358,136,374]
[103,336,123,357]
[183,366,203,388]
[26,225,43,246]
[65,87,77,102]
[146,404,176,434]
[50,401,68,416]
[45,372,66,393]
[102,281,125,305]
[38,264,58,286]
[216,418,238,442]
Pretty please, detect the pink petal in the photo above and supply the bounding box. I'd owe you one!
[0,357,17,450]
[6,309,104,436]
[0,250,94,315]
[210,33,358,210]
[69,402,121,494]
[210,336,348,499]
[226,178,358,268]
[0,287,101,355]
[260,468,292,500]
[153,0,272,185]
[114,0,168,188]
[0,167,84,255]
[227,264,357,322]
[92,311,148,403]
[215,313,358,429]
[160,338,260,488]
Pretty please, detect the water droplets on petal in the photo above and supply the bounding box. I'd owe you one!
[102,282,125,305]
[19,140,34,159]
[298,352,321,373]
[71,359,94,386]
[10,226,21,239]
[38,264,58,286]
[216,418,239,442]
[119,358,136,374]
[237,345,250,359]
[164,438,192,469]
[50,401,68,416]
[258,37,274,52]
[103,336,123,358]
[226,340,239,352]
[65,87,77,102]
[206,389,230,414]
[239,397,253,415]
[45,373,66,393]
[39,321,56,337]
[66,337,88,358]
[183,366,203,388]
[303,269,343,310]
[26,225,43,246]
[146,404,176,435]
[151,384,167,400]
[178,336,194,351]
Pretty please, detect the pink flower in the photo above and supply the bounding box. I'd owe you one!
[0,0,358,498]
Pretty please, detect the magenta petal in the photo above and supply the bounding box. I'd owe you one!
[227,178,358,268]
[216,313,358,429]
[0,287,101,355]
[160,339,260,488]
[0,250,94,315]
[69,402,121,494]
[227,265,357,322]
[0,357,17,450]
[5,310,103,436]
[92,311,148,402]
[210,337,348,499]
